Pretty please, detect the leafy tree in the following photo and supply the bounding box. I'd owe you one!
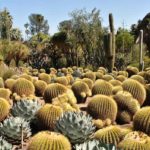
[0,8,13,40]
[28,32,50,52]
[25,14,49,35]
[10,28,22,41]
[131,13,150,52]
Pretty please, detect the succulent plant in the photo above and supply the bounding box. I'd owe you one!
[12,78,35,97]
[116,75,127,82]
[112,86,123,95]
[37,104,63,130]
[126,66,139,77]
[118,131,150,150]
[0,98,10,122]
[92,119,104,129]
[0,77,4,88]
[113,91,140,124]
[5,78,16,91]
[20,74,33,82]
[82,78,93,89]
[133,107,150,135]
[34,80,47,96]
[52,93,79,112]
[109,79,122,86]
[55,111,95,144]
[122,79,146,105]
[0,88,11,100]
[87,95,117,121]
[130,75,145,84]
[118,71,128,77]
[82,71,96,82]
[11,98,42,121]
[27,131,71,150]
[94,125,122,145]
[66,74,74,85]
[0,136,13,150]
[55,77,69,86]
[98,67,107,74]
[38,73,51,84]
[0,117,31,144]
[43,83,68,103]
[95,72,103,80]
[103,75,114,81]
[74,139,117,150]
[92,79,113,96]
[71,81,91,103]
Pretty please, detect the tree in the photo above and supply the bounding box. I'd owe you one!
[58,8,104,67]
[25,14,49,35]
[0,8,13,40]
[29,32,50,52]
[10,28,22,41]
[131,13,150,52]
[6,42,30,66]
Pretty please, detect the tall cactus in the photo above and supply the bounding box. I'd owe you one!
[139,30,144,71]
[109,13,116,72]
[104,14,116,72]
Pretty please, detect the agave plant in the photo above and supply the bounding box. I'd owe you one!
[0,136,13,150]
[0,117,31,144]
[55,111,95,144]
[11,98,42,121]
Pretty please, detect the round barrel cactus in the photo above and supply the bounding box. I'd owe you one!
[92,79,113,96]
[44,83,68,103]
[27,131,71,150]
[37,104,63,130]
[0,98,10,122]
[122,79,146,105]
[12,78,35,97]
[87,95,117,122]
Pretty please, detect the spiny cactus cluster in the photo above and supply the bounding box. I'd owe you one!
[2,63,150,149]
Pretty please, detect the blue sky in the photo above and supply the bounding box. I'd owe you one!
[0,0,149,37]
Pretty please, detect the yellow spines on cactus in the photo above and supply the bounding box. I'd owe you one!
[118,131,150,150]
[118,71,128,77]
[12,78,35,97]
[126,66,139,77]
[55,77,69,86]
[112,86,123,95]
[0,98,10,121]
[20,74,33,82]
[130,74,145,84]
[87,94,117,121]
[5,79,16,91]
[94,125,122,145]
[34,80,47,97]
[92,79,113,96]
[95,72,103,79]
[82,78,93,89]
[0,88,11,100]
[71,81,91,103]
[0,77,4,88]
[109,79,122,86]
[98,67,107,74]
[82,71,96,81]
[44,83,68,103]
[122,79,146,105]
[37,104,63,130]
[116,75,127,82]
[103,74,114,81]
[52,93,79,112]
[38,73,51,84]
[133,107,150,135]
[27,131,71,150]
